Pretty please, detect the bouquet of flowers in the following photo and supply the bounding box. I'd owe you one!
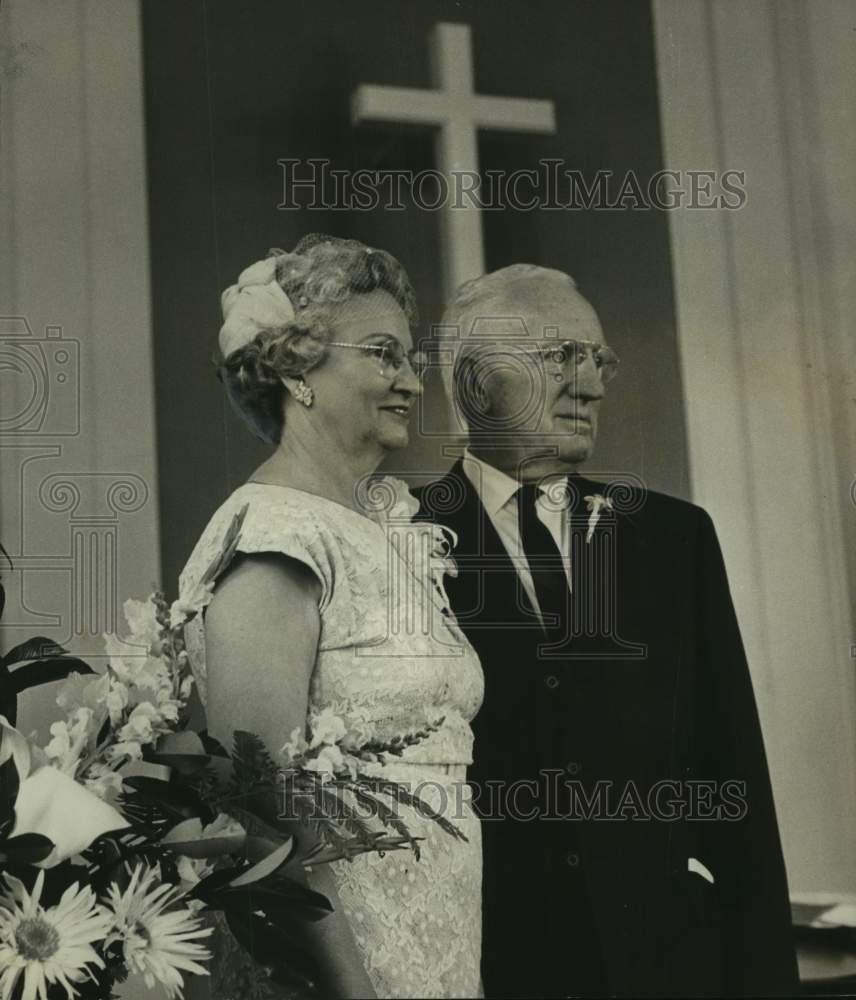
[0,523,464,999]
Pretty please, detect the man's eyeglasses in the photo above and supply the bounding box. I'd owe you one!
[517,339,620,385]
[328,338,429,381]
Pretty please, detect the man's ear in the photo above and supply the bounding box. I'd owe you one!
[455,354,492,426]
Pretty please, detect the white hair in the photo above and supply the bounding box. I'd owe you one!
[433,264,580,431]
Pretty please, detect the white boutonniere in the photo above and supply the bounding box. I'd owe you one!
[583,493,614,543]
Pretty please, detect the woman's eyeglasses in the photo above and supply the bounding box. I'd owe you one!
[328,339,429,381]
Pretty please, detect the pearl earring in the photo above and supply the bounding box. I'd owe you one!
[293,380,314,407]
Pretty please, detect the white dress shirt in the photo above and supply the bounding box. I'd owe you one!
[461,450,573,621]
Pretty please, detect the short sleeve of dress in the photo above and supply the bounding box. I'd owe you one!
[228,493,336,614]
[176,485,368,705]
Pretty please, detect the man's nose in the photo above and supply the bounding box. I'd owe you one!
[567,358,606,400]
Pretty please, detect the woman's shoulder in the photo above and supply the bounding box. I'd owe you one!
[220,476,420,540]
[177,482,387,619]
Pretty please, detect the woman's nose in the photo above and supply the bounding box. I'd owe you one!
[393,360,423,395]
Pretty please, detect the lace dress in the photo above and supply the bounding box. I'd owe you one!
[177,479,484,999]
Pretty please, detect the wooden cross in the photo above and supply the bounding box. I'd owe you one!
[352,22,556,297]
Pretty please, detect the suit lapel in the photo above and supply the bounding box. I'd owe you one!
[418,460,539,631]
[567,473,648,660]
[418,463,649,660]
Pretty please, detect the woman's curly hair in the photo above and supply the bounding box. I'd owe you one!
[218,234,418,444]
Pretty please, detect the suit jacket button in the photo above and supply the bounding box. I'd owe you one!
[566,851,580,868]
[566,761,581,775]
[544,674,560,690]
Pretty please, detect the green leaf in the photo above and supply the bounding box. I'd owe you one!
[0,694,16,727]
[348,783,421,859]
[160,814,245,855]
[159,815,246,859]
[0,542,10,622]
[123,776,204,821]
[315,784,377,842]
[198,729,230,757]
[220,804,290,847]
[0,832,55,864]
[226,836,294,887]
[7,657,94,694]
[256,875,333,921]
[161,834,245,859]
[223,877,333,923]
[201,753,234,785]
[156,731,207,756]
[2,637,69,667]
[231,730,280,789]
[0,751,21,821]
[147,752,210,776]
[188,864,245,902]
[242,834,286,862]
[356,773,469,843]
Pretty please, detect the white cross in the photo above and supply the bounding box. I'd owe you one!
[352,22,556,298]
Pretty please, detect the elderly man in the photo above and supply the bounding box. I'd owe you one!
[416,265,797,998]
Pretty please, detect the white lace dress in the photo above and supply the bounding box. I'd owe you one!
[177,479,484,999]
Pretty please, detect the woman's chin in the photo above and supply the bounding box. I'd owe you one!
[380,428,410,451]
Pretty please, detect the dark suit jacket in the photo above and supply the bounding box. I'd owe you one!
[415,461,798,998]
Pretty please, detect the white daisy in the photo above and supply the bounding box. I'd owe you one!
[102,864,211,999]
[0,869,110,1000]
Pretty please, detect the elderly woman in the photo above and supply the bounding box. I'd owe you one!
[178,234,483,999]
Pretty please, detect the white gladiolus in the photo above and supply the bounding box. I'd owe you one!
[123,596,163,647]
[303,744,351,781]
[308,706,347,749]
[44,707,96,776]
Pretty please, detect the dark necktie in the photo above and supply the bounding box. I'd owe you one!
[516,483,570,630]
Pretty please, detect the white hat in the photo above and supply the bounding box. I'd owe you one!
[218,256,296,358]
